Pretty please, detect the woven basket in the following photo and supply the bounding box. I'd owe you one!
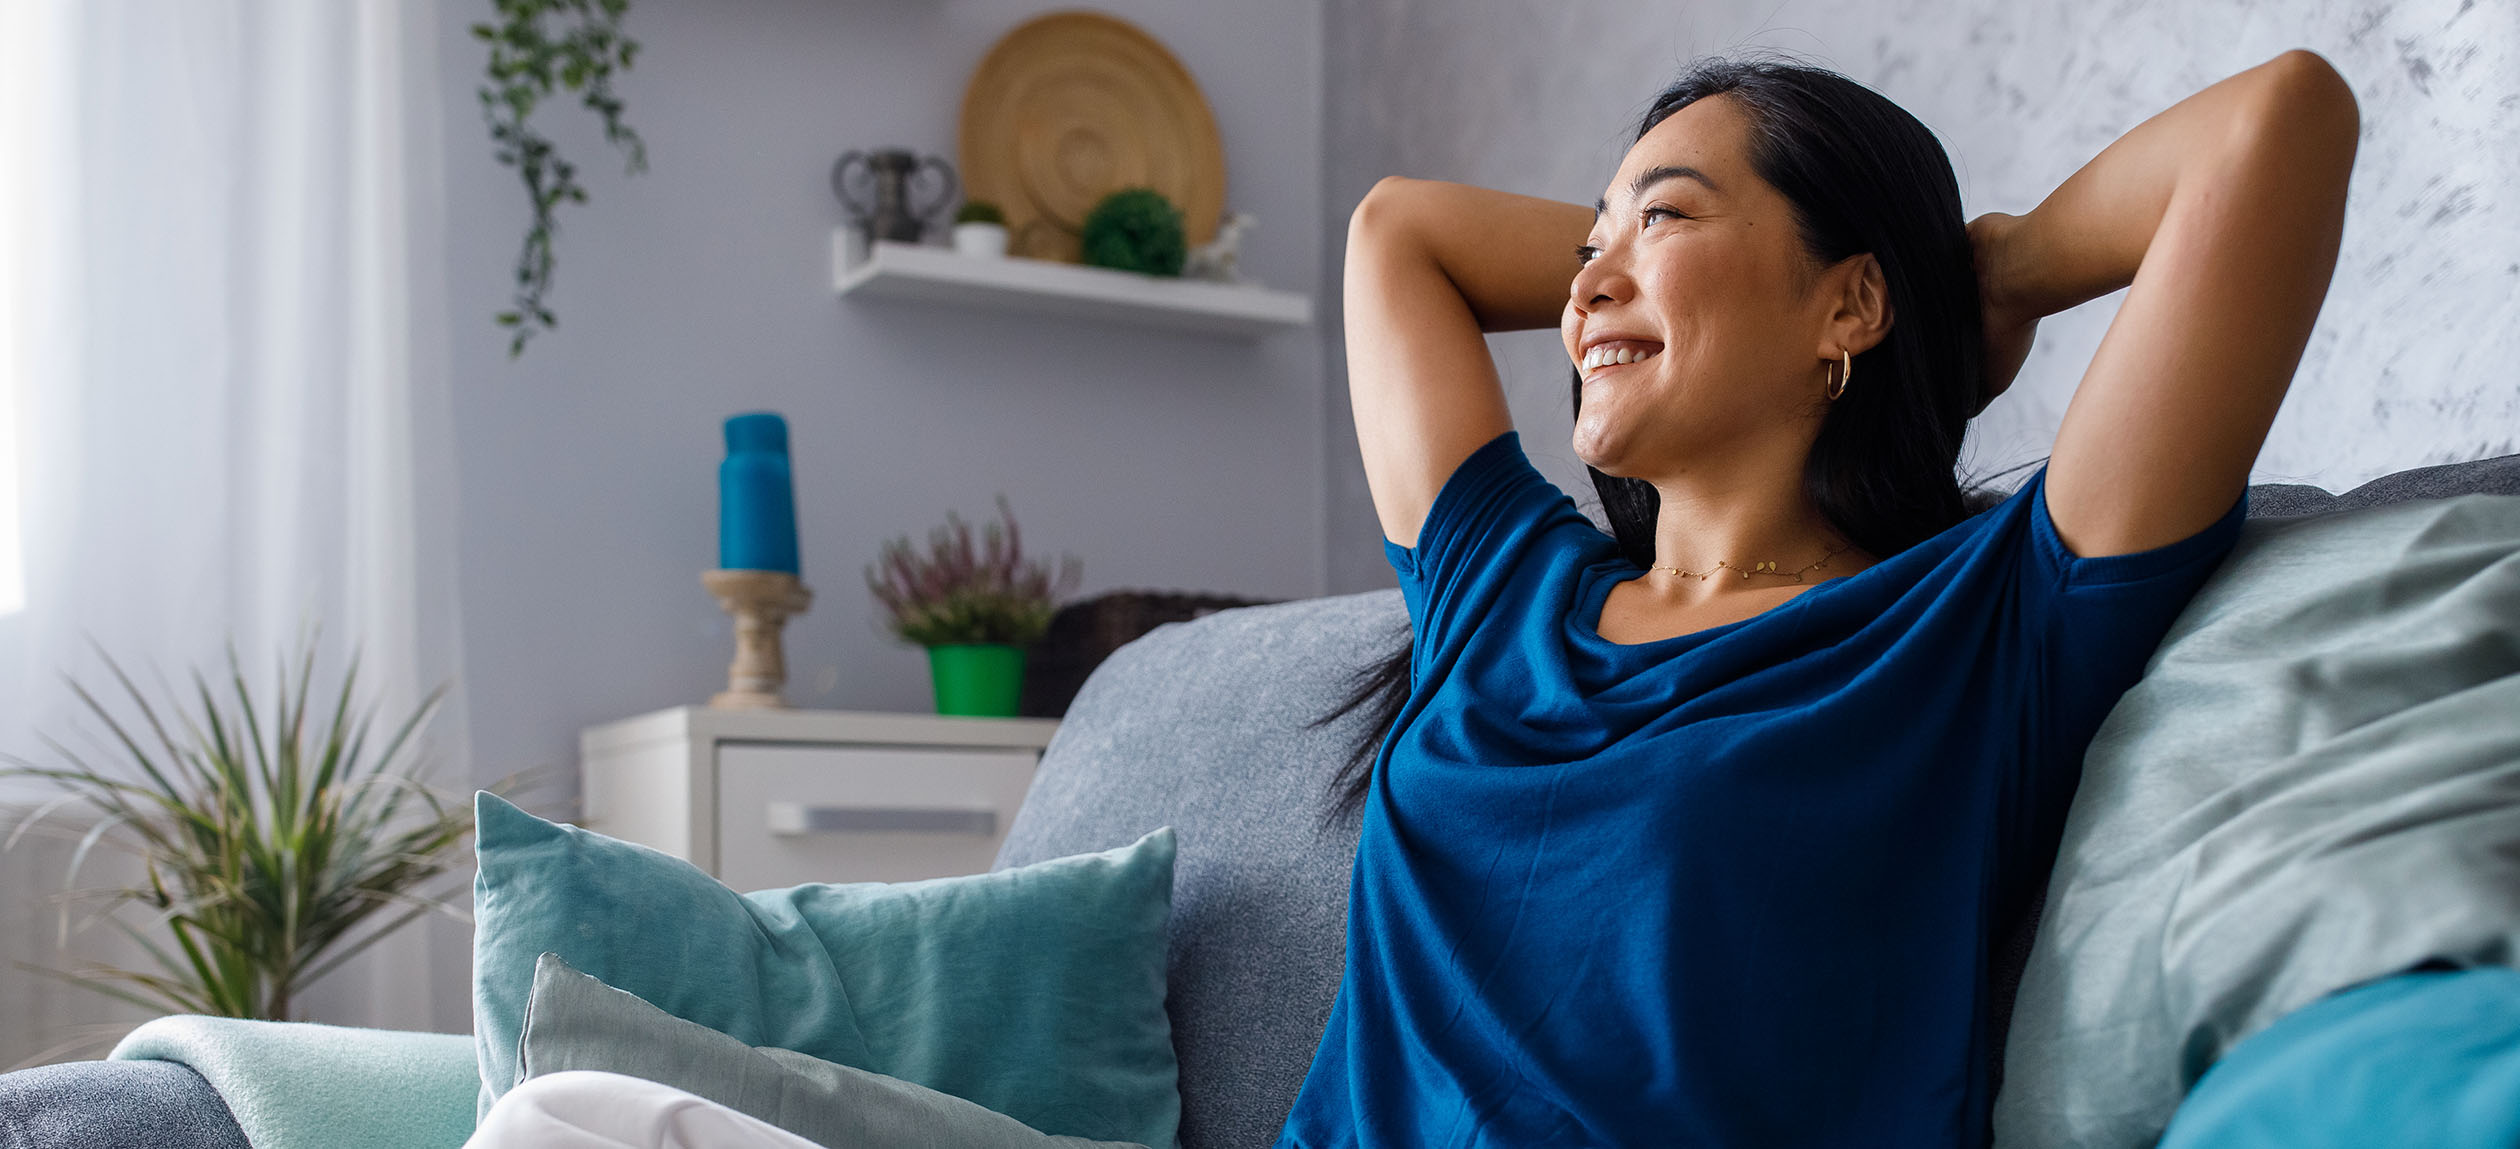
[1018,589,1276,718]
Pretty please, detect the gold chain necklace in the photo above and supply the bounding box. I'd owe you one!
[1650,541,1851,584]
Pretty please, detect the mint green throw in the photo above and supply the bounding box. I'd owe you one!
[1994,495,2520,1148]
[470,793,1180,1148]
[520,952,1148,1147]
[110,1016,475,1149]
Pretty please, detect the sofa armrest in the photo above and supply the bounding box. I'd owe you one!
[0,1059,249,1149]
[110,1016,474,1149]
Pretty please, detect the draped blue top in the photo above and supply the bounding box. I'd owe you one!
[1276,433,2244,1148]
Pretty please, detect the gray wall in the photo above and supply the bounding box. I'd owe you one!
[433,0,1324,1030]
[0,832,149,1068]
[1319,0,2520,592]
[440,0,1325,777]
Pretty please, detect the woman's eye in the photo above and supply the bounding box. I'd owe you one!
[1574,244,1601,266]
[1642,206,1685,227]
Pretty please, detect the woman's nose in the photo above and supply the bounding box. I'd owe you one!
[1570,248,1627,311]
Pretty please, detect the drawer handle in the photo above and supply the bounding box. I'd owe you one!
[765,802,997,836]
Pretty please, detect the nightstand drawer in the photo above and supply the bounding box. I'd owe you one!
[715,743,1038,890]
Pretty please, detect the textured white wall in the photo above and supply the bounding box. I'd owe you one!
[1321,0,2519,591]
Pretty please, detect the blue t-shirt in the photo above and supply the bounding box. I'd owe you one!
[1277,432,2245,1148]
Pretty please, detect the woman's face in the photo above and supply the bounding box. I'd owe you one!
[1561,95,1841,483]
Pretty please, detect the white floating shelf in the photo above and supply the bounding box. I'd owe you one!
[832,233,1312,339]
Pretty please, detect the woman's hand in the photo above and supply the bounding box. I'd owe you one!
[1967,211,2039,414]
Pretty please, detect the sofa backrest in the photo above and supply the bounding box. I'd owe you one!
[2247,451,2520,515]
[994,590,1399,1149]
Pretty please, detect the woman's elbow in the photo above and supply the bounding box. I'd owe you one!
[1349,176,1430,252]
[2243,50,2360,165]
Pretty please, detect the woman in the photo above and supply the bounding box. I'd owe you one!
[466,50,2356,1149]
[1279,52,2354,1148]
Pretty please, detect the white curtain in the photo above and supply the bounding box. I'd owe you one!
[0,0,466,1043]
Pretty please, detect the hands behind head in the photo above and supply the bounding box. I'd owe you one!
[1967,212,2038,415]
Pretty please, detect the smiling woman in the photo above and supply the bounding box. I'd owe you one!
[1292,50,2354,1149]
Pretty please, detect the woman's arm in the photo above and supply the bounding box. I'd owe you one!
[1975,49,2358,557]
[1344,177,1592,546]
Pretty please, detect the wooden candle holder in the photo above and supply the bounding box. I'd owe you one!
[702,569,814,709]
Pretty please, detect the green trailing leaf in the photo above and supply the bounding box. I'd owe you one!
[865,497,1082,648]
[473,0,645,358]
[1,639,507,1023]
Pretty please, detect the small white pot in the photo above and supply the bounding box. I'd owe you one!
[952,222,1009,259]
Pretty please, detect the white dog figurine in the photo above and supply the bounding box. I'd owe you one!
[1185,212,1256,283]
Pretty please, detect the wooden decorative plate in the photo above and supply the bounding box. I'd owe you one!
[959,11,1224,263]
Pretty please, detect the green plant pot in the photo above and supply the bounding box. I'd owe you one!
[927,644,1025,717]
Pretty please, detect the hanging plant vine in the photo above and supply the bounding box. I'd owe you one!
[473,0,646,357]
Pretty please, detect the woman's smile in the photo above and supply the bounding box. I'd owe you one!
[1578,338,1665,373]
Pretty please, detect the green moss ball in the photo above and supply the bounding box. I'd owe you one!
[1079,188,1187,277]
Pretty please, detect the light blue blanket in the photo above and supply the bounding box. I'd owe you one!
[111,1015,476,1149]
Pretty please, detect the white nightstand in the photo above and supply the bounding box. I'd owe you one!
[578,706,1060,890]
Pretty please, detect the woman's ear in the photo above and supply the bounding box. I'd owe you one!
[1819,253,1893,358]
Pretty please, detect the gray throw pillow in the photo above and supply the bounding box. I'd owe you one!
[517,953,1150,1149]
[1992,494,2520,1148]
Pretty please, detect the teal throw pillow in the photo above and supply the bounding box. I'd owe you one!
[470,793,1179,1148]
[2159,967,2520,1148]
[518,952,1149,1147]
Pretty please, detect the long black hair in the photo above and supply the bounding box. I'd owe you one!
[1315,59,1988,822]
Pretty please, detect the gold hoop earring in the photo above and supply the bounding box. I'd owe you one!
[1826,348,1852,401]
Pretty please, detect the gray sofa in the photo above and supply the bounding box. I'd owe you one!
[4,452,2516,1149]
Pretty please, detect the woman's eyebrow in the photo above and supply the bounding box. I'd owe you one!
[1594,164,1722,215]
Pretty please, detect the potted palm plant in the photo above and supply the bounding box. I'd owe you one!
[1,643,488,1024]
[866,498,1081,717]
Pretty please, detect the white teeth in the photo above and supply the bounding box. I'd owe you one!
[1582,345,1657,370]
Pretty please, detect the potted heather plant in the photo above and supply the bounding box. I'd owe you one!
[866,497,1080,717]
